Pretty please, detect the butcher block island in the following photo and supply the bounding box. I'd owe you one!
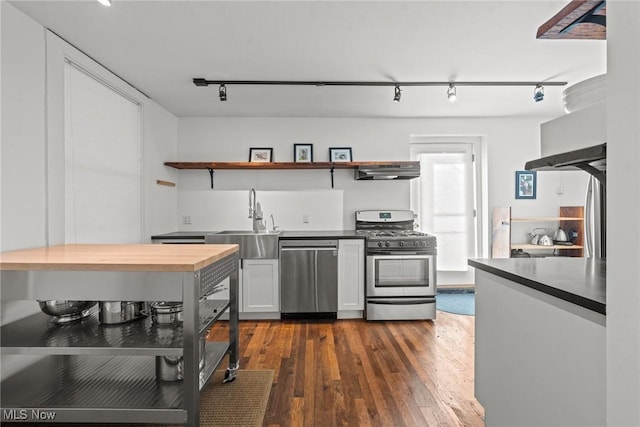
[0,244,239,427]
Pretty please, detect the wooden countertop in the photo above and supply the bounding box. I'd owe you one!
[0,244,238,272]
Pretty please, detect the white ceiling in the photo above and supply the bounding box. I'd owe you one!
[10,0,607,118]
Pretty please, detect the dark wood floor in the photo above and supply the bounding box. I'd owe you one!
[209,311,484,427]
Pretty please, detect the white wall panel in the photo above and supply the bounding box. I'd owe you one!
[177,190,343,231]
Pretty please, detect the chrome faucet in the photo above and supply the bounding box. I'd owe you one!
[248,188,266,232]
[249,188,257,219]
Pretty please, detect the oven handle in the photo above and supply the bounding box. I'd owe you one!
[368,254,434,259]
[368,298,435,305]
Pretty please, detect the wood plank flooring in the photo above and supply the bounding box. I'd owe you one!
[208,312,484,427]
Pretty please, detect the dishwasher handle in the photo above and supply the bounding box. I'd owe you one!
[279,239,338,248]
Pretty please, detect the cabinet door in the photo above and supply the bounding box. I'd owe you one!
[242,259,279,312]
[338,239,365,310]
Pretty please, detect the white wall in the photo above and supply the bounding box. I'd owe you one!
[0,2,178,377]
[177,117,588,248]
[144,101,179,240]
[607,1,640,425]
[1,2,46,252]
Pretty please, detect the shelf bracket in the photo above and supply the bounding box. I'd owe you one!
[330,167,335,188]
[208,168,215,189]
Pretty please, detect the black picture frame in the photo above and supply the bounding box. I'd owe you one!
[329,147,353,162]
[515,170,536,199]
[249,147,273,163]
[294,144,313,163]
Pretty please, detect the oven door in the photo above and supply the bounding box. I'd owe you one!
[366,253,436,298]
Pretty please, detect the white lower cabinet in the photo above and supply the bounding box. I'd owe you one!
[337,239,365,315]
[241,259,279,313]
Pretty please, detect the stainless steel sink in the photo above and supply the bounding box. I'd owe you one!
[205,230,281,259]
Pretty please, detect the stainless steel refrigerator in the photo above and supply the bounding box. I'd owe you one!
[525,143,606,258]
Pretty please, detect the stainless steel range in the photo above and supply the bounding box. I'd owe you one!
[355,210,437,320]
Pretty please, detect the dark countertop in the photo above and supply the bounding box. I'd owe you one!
[468,257,606,315]
[279,230,363,239]
[150,231,215,240]
[151,230,364,240]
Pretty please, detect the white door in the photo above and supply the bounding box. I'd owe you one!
[410,139,481,286]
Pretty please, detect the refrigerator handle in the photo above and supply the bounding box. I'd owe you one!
[314,250,319,311]
[585,177,593,257]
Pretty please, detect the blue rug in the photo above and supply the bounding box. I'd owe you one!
[436,288,475,316]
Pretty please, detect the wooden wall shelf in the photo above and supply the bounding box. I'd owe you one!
[164,161,419,188]
[164,161,417,170]
[537,0,606,40]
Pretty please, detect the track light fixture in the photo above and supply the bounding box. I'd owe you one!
[193,79,566,104]
[447,83,457,102]
[219,84,227,102]
[394,85,402,102]
[533,84,544,102]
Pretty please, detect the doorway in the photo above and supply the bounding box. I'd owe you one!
[410,136,484,286]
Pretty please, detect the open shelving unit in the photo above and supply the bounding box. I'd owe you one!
[492,206,585,258]
[164,160,419,188]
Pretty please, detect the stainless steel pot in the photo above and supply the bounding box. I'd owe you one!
[38,300,97,324]
[99,301,147,325]
[155,336,206,381]
[150,301,183,325]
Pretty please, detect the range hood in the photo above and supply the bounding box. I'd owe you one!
[524,143,606,184]
[354,162,420,180]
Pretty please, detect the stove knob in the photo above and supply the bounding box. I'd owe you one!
[414,241,420,247]
[377,241,383,248]
[422,241,427,247]
[399,241,405,247]
[385,241,390,247]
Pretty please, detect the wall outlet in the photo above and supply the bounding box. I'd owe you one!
[183,215,192,225]
[302,214,310,223]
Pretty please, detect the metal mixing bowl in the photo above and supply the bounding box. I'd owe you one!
[38,300,97,323]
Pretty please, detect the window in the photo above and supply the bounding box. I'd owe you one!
[64,61,142,243]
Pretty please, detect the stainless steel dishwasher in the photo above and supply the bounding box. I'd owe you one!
[279,239,338,319]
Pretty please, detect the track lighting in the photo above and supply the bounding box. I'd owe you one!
[193,78,566,104]
[96,0,112,6]
[447,83,457,102]
[219,84,227,102]
[393,85,402,102]
[533,84,544,102]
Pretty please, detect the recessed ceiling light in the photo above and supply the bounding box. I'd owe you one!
[97,0,112,6]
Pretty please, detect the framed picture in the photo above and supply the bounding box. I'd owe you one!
[249,147,273,163]
[329,147,353,163]
[515,170,537,199]
[294,144,313,163]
